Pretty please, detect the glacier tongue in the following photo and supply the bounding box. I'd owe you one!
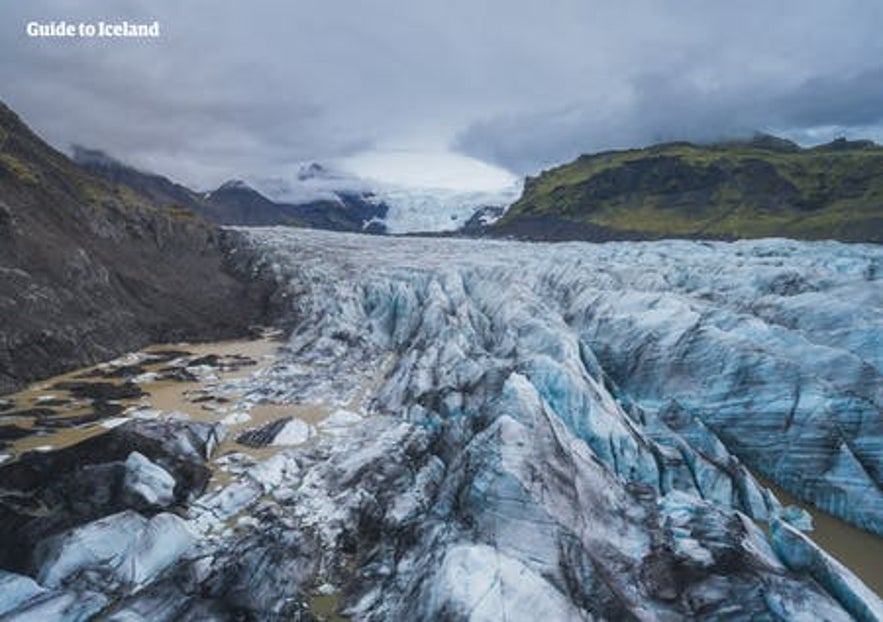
[5,229,878,620]
[210,228,881,619]
[244,229,882,531]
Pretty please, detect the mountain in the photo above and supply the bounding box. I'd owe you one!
[202,179,306,226]
[492,134,883,242]
[458,204,506,233]
[0,102,272,393]
[72,146,220,221]
[253,162,522,235]
[205,179,388,232]
[75,149,389,232]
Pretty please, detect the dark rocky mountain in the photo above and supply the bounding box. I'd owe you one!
[0,102,273,394]
[493,133,883,242]
[75,148,389,232]
[204,179,388,232]
[201,179,305,226]
[457,204,505,234]
[292,190,388,234]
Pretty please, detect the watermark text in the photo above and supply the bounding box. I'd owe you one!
[25,21,161,39]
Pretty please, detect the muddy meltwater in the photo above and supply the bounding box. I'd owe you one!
[0,331,374,482]
[0,332,880,598]
[756,475,883,596]
[1,333,276,460]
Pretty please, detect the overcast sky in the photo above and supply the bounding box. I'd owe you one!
[1,0,882,191]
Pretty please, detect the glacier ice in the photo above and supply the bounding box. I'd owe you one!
[252,162,522,234]
[772,519,883,622]
[373,183,521,234]
[0,570,107,622]
[122,451,176,508]
[2,228,880,620]
[217,228,880,618]
[34,510,195,592]
[242,229,882,532]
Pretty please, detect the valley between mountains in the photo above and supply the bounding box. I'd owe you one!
[0,99,881,621]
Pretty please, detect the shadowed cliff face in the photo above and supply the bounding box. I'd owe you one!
[0,102,272,394]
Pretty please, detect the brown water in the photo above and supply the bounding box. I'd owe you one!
[307,592,349,621]
[0,332,285,462]
[1,329,381,517]
[757,476,883,596]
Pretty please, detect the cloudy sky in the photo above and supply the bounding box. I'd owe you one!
[1,0,882,192]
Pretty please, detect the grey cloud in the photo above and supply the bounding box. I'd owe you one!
[1,0,882,186]
[457,63,883,173]
[456,1,883,173]
[772,66,883,128]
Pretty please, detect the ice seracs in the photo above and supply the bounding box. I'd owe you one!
[122,451,176,508]
[242,228,882,533]
[227,228,881,619]
[0,228,879,620]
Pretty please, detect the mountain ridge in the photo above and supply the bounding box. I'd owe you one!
[74,147,389,232]
[491,134,883,242]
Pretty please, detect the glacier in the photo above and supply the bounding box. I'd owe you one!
[372,183,521,233]
[219,228,880,619]
[253,162,522,234]
[0,228,880,620]
[243,229,882,534]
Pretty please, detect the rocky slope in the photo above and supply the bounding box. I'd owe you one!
[0,102,271,394]
[3,229,878,620]
[71,146,222,222]
[493,135,883,242]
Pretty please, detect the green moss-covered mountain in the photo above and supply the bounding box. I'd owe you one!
[493,135,883,242]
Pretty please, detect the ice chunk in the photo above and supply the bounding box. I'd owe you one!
[0,571,47,615]
[247,451,300,492]
[771,519,883,622]
[420,544,588,621]
[221,411,251,425]
[35,510,195,592]
[191,480,262,525]
[317,408,362,436]
[123,451,176,507]
[271,418,312,445]
[0,574,107,622]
